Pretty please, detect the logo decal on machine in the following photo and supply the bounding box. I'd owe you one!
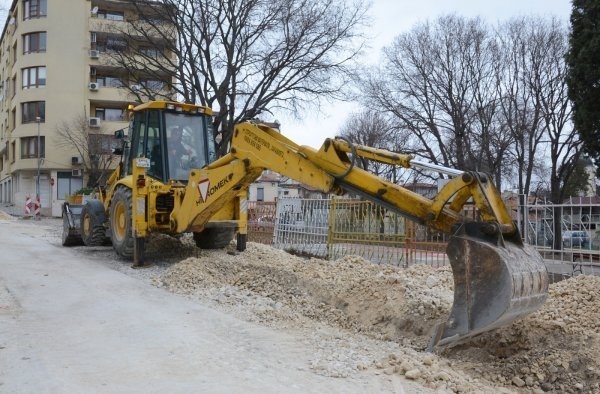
[197,174,233,205]
[198,179,210,202]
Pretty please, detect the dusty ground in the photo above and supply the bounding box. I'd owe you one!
[13,212,600,394]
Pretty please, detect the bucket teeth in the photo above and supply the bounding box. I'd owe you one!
[429,228,548,349]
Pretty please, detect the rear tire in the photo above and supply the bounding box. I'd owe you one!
[80,203,106,246]
[193,227,235,249]
[110,187,134,259]
[62,211,83,246]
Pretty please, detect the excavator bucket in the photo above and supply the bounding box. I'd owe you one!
[430,223,548,348]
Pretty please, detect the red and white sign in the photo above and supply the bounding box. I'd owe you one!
[198,179,210,203]
[25,194,32,215]
[34,196,41,217]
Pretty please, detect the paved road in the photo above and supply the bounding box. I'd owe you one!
[0,217,421,394]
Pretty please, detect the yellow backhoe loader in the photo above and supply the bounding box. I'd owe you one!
[62,101,548,347]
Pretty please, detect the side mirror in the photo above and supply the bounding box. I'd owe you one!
[114,129,125,139]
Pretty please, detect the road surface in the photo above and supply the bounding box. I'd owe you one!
[0,216,425,393]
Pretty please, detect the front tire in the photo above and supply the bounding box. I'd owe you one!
[81,203,106,246]
[110,187,134,258]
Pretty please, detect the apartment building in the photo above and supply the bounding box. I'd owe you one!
[0,0,173,217]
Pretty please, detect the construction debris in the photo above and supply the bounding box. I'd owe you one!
[149,237,600,393]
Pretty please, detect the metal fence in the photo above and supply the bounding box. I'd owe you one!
[247,197,600,280]
[517,199,600,279]
[326,198,449,267]
[248,197,449,266]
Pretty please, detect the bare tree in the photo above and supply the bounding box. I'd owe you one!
[361,15,509,186]
[338,110,418,184]
[495,18,552,196]
[107,0,369,155]
[338,111,393,176]
[54,116,120,187]
[534,17,583,203]
[361,14,583,200]
[495,16,582,204]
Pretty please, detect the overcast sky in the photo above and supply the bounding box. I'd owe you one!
[279,0,573,148]
[0,0,573,148]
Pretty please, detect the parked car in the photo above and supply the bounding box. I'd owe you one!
[562,231,590,248]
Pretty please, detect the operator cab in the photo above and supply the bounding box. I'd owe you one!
[125,101,216,183]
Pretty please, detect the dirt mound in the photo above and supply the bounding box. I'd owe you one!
[158,242,453,346]
[153,239,600,393]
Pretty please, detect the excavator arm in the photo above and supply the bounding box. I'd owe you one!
[229,122,547,347]
[229,123,516,236]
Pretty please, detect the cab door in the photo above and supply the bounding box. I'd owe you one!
[128,110,165,182]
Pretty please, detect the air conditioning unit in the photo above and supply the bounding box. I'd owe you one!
[89,82,99,91]
[90,67,96,76]
[89,117,101,128]
[72,168,82,177]
[90,32,97,43]
[71,156,82,165]
[89,50,99,58]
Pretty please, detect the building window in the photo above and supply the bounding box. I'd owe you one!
[20,136,45,159]
[141,79,164,90]
[257,187,264,202]
[94,108,124,121]
[97,10,124,21]
[23,32,46,54]
[10,141,15,163]
[96,75,123,88]
[22,66,46,89]
[57,171,83,200]
[23,0,47,20]
[139,47,161,58]
[97,37,127,53]
[21,101,45,123]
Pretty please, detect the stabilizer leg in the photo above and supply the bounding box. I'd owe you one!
[132,237,145,268]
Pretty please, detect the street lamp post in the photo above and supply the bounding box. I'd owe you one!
[36,116,41,220]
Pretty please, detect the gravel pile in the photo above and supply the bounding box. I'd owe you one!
[26,218,600,393]
[442,274,600,393]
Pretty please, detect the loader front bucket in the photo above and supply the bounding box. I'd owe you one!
[61,202,84,246]
[430,223,548,348]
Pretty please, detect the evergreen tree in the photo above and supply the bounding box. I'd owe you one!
[567,0,600,171]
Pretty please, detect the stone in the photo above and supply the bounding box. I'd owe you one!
[512,376,526,387]
[405,368,422,380]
